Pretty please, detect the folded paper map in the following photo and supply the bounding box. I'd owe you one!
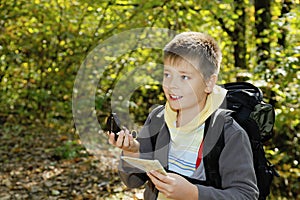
[121,156,167,175]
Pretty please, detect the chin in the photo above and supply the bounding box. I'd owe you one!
[168,102,182,111]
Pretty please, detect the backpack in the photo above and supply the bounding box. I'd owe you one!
[149,82,279,200]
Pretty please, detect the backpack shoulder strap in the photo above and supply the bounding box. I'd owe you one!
[202,109,232,189]
[148,105,165,146]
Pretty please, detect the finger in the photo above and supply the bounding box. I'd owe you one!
[149,170,172,183]
[108,132,116,145]
[128,133,134,146]
[116,131,125,147]
[147,172,169,194]
[123,131,130,147]
[147,172,161,186]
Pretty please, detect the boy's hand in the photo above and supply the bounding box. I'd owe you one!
[147,170,198,200]
[108,129,140,157]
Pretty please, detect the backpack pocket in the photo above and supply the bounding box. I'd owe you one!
[250,103,275,143]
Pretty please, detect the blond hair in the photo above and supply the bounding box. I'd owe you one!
[163,32,222,79]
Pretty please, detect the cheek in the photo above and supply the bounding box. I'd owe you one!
[162,78,170,89]
[162,84,168,94]
[196,87,209,102]
[190,82,206,96]
[162,80,166,90]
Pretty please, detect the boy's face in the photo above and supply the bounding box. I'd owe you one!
[163,58,211,114]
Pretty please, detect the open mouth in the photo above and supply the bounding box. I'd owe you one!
[169,94,183,100]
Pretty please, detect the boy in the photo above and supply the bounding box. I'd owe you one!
[108,32,259,199]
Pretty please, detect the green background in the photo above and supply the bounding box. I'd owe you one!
[0,0,299,199]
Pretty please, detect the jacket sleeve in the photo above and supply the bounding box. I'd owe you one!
[197,120,259,200]
[118,106,163,188]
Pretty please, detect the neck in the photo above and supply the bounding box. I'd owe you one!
[176,98,207,127]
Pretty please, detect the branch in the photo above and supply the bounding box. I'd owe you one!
[209,9,233,39]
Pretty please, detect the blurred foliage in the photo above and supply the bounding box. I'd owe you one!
[0,0,299,199]
[54,140,86,159]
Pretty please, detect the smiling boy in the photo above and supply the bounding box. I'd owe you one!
[163,58,212,127]
[109,32,259,200]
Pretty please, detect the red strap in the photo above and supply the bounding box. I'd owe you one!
[196,140,204,168]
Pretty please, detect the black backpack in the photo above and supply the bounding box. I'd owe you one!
[149,82,279,200]
[221,82,279,200]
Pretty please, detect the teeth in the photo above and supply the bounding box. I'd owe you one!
[170,94,182,99]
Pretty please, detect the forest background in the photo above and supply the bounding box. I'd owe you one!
[0,0,299,199]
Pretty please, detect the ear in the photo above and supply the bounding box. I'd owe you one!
[204,74,217,93]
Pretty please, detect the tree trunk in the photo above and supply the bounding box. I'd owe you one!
[233,0,247,70]
[254,0,271,63]
[278,0,293,47]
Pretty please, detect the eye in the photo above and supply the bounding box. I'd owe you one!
[181,75,190,80]
[164,72,171,78]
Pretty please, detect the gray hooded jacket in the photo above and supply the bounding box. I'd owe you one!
[118,106,259,200]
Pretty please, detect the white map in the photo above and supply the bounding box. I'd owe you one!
[121,156,167,175]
